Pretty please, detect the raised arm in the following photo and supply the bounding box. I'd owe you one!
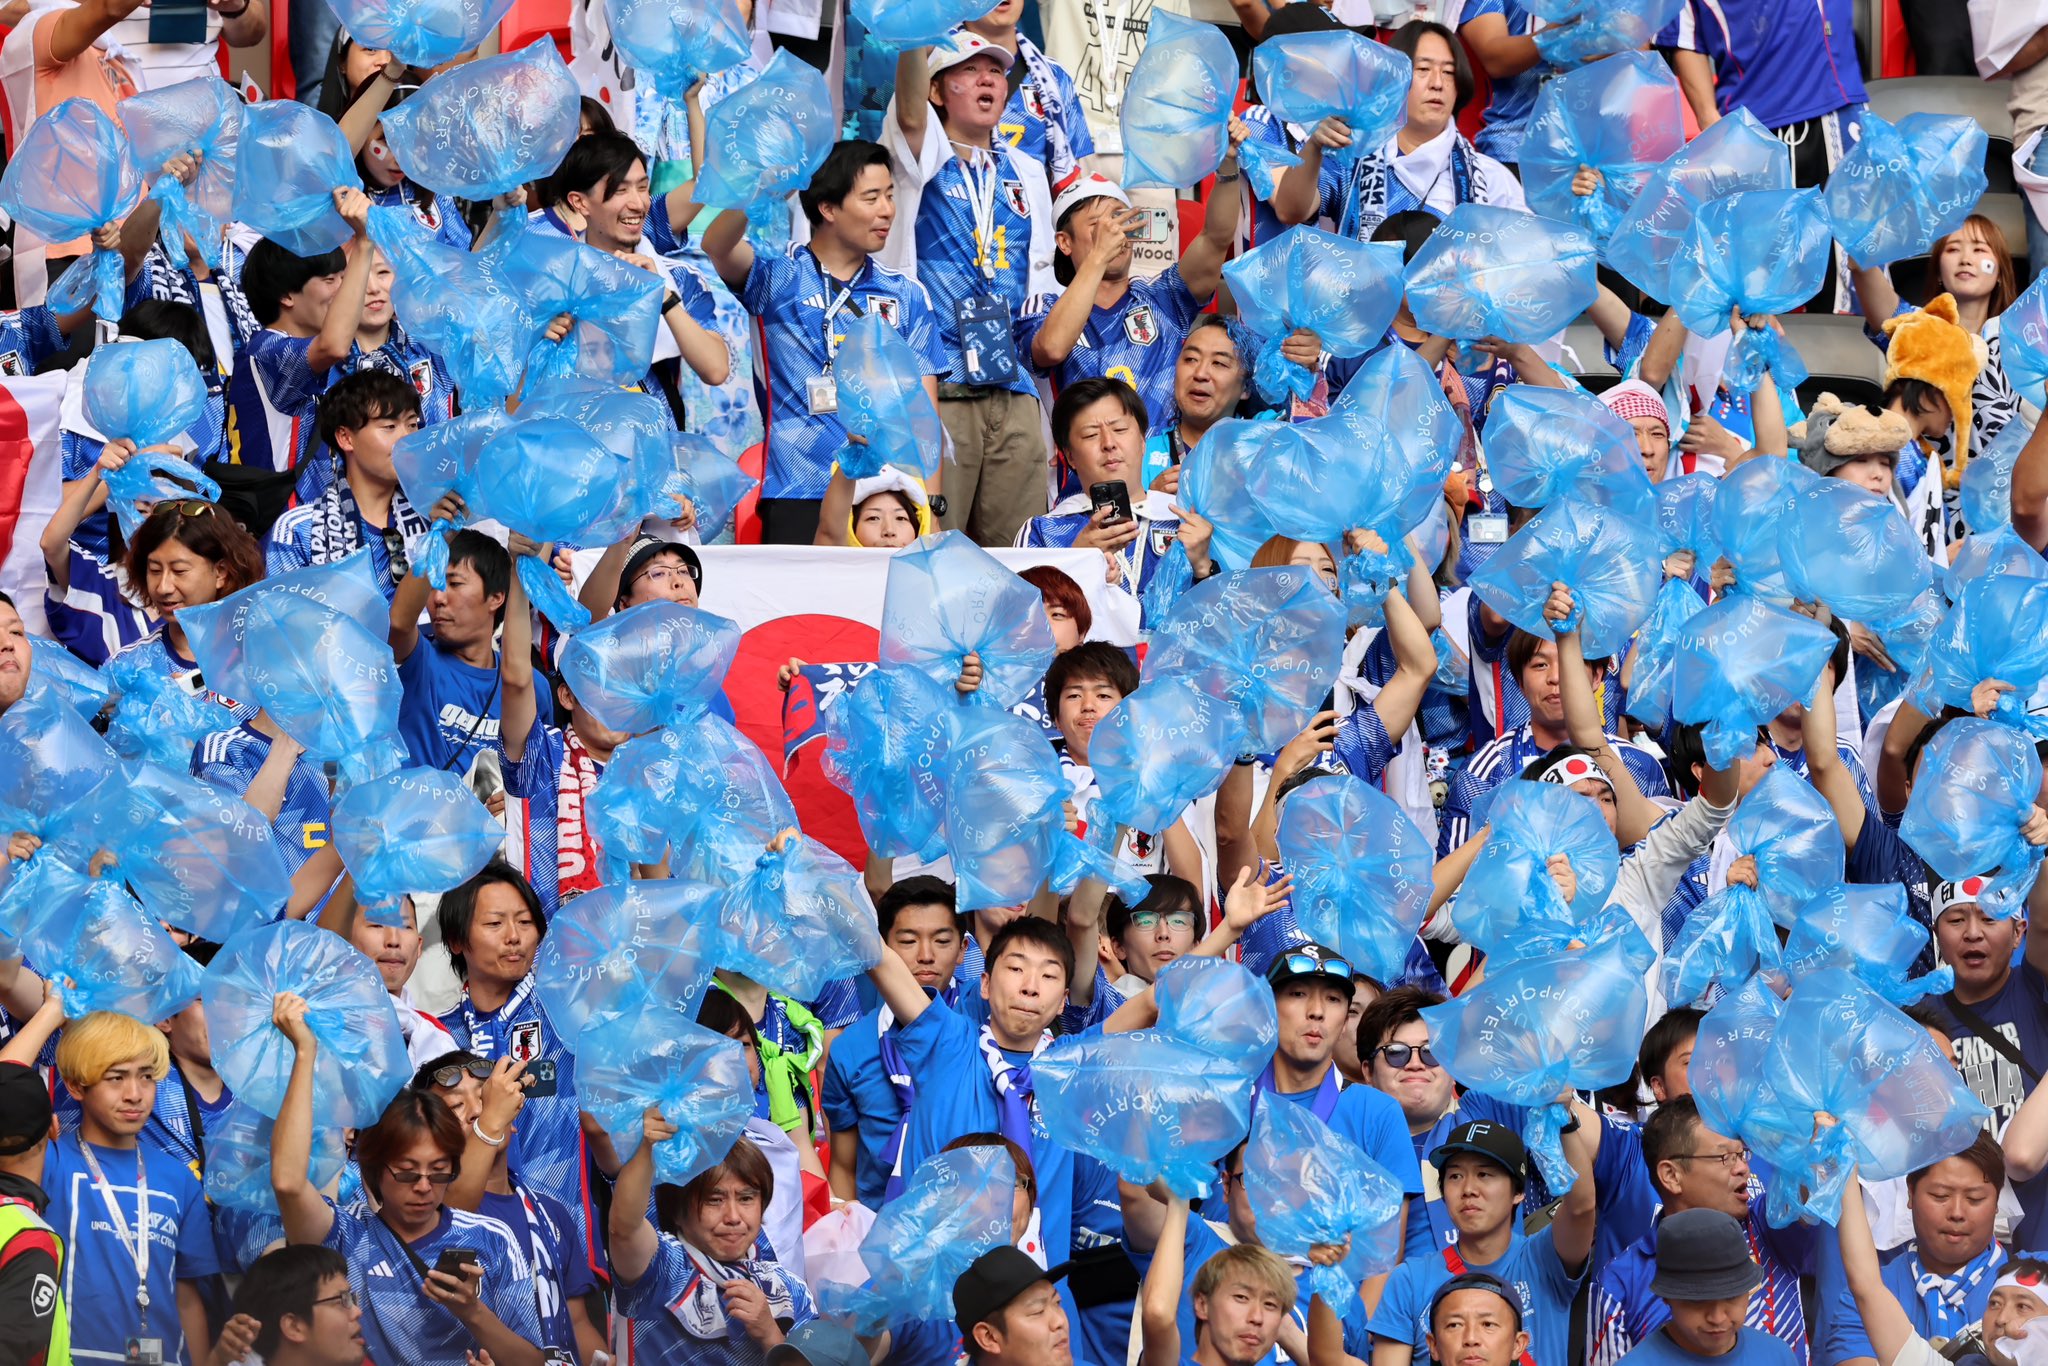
[1636,309,1688,392]
[1460,12,1541,79]
[1273,119,1348,227]
[607,1106,677,1283]
[1552,589,1656,847]
[2014,408,2048,552]
[1550,1093,1599,1276]
[1835,1162,1912,1366]
[700,207,756,294]
[1177,129,1246,302]
[894,47,931,149]
[307,192,374,373]
[445,1058,529,1213]
[499,536,538,765]
[1801,661,1869,848]
[269,993,337,1246]
[0,991,63,1067]
[1369,584,1439,746]
[46,0,145,68]
[1138,1192,1189,1366]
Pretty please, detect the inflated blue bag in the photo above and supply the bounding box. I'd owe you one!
[514,382,679,525]
[1250,30,1411,166]
[494,229,664,388]
[1945,527,2048,602]
[1036,1030,1258,1198]
[1180,420,1281,571]
[1121,10,1239,190]
[83,339,208,451]
[1483,386,1656,518]
[819,665,954,863]
[120,76,240,268]
[1423,927,1653,1191]
[29,642,112,722]
[1222,228,1405,402]
[1779,479,1932,625]
[1780,882,1951,1005]
[708,833,884,1001]
[202,919,411,1124]
[1468,498,1664,659]
[17,873,204,1023]
[1608,109,1790,304]
[1315,342,1463,545]
[1826,114,1988,269]
[0,681,117,843]
[379,43,579,200]
[1713,455,1820,600]
[1153,956,1279,1074]
[2006,276,2048,410]
[1244,1087,1406,1303]
[816,1146,1017,1333]
[1451,778,1621,957]
[1623,578,1708,729]
[1275,774,1433,983]
[577,1010,755,1188]
[100,646,220,769]
[1722,765,1847,925]
[1144,566,1346,752]
[0,99,142,320]
[1925,573,2048,727]
[603,0,751,93]
[330,767,503,925]
[1659,882,1783,1007]
[848,0,989,49]
[1521,51,1685,239]
[233,100,361,258]
[532,879,721,1042]
[1670,595,1835,768]
[1900,717,2045,918]
[559,603,740,734]
[879,532,1056,709]
[101,447,222,542]
[1671,188,1831,343]
[468,417,641,631]
[1404,204,1599,345]
[1862,583,1942,722]
[390,408,508,587]
[1533,0,1681,65]
[371,213,534,407]
[673,433,759,541]
[1089,676,1250,836]
[202,1099,347,1215]
[588,713,798,884]
[833,310,944,481]
[1218,422,1345,540]
[692,52,837,250]
[325,0,516,67]
[1961,417,2029,535]
[937,706,1073,911]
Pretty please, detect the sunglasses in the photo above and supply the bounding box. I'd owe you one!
[1375,1042,1441,1070]
[1277,951,1352,982]
[385,1165,455,1188]
[428,1059,494,1088]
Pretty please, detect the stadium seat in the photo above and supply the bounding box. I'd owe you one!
[1561,322,1619,392]
[1778,313,1887,411]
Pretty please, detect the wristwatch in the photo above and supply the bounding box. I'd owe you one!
[928,494,949,518]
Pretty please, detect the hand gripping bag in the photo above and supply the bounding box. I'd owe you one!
[1900,717,2045,918]
[1670,595,1837,769]
[120,76,240,268]
[879,531,1056,708]
[0,99,143,319]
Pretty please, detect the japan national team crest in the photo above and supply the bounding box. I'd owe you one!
[1002,179,1030,216]
[408,359,434,397]
[508,1019,543,1064]
[873,295,902,328]
[1124,306,1158,346]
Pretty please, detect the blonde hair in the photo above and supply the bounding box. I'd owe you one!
[1192,1243,1299,1310]
[56,1011,171,1089]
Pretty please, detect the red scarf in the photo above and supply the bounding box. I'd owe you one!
[554,727,606,899]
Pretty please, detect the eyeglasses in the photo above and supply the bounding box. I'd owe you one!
[310,1289,359,1312]
[1277,951,1352,982]
[428,1059,494,1089]
[385,1166,456,1189]
[1375,1042,1441,1070]
[1673,1148,1750,1169]
[1130,910,1198,933]
[633,563,694,590]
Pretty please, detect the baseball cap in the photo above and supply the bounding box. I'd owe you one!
[766,1320,867,1366]
[0,1060,52,1157]
[1429,1272,1524,1330]
[1930,876,1989,917]
[954,1246,1069,1335]
[1428,1120,1528,1190]
[1052,173,1131,230]
[1648,1208,1764,1302]
[927,29,1015,79]
[618,534,702,598]
[1264,943,1356,997]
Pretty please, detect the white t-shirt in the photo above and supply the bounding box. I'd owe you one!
[108,8,225,90]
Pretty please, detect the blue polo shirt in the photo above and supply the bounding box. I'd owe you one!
[820,1005,906,1206]
[1373,1223,1582,1366]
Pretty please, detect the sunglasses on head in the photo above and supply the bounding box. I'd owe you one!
[1278,951,1352,982]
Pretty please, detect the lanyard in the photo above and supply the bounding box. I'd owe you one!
[813,252,859,364]
[958,148,1003,283]
[80,1141,150,1316]
[1096,0,1137,112]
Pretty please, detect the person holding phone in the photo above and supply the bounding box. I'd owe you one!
[108,0,266,91]
[268,994,549,1366]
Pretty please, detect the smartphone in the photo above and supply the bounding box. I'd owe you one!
[432,1246,482,1280]
[525,1058,559,1098]
[1089,480,1133,525]
[147,0,210,44]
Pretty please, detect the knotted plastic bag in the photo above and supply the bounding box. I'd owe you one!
[1089,675,1249,836]
[202,1099,346,1216]
[390,408,509,587]
[1712,455,1821,600]
[1660,473,1725,564]
[1826,113,1988,269]
[84,338,209,452]
[468,417,642,630]
[30,642,112,722]
[577,1009,755,1188]
[1275,774,1433,983]
[0,99,143,320]
[1962,416,2029,535]
[1144,566,1346,752]
[1778,479,1932,627]
[1154,957,1280,1075]
[1925,573,2048,729]
[101,448,222,542]
[1468,498,1664,659]
[120,76,240,268]
[1222,228,1404,402]
[1181,420,1281,571]
[1671,189,1831,375]
[1944,528,2048,602]
[1623,579,1708,730]
[1452,778,1621,956]
[848,0,990,50]
[331,767,503,924]
[589,713,799,883]
[1314,342,1463,548]
[817,1146,1017,1332]
[371,213,534,406]
[558,603,740,734]
[514,381,681,523]
[17,871,204,1023]
[603,0,750,94]
[1780,882,1950,1005]
[1404,203,1599,345]
[1671,595,1836,768]
[101,647,221,769]
[532,878,720,1042]
[833,310,944,481]
[494,229,664,387]
[879,531,1056,708]
[1723,765,1847,924]
[233,100,361,258]
[1608,109,1790,304]
[937,706,1077,912]
[324,0,517,67]
[1482,385,1656,518]
[707,833,884,1001]
[1121,10,1240,191]
[202,919,410,1124]
[1521,51,1685,239]
[1660,882,1783,1007]
[1530,0,1682,66]
[819,665,955,862]
[379,42,579,200]
[691,51,837,251]
[1422,927,1653,1191]
[1249,29,1411,166]
[0,681,118,843]
[1243,1090,1405,1303]
[1900,717,2044,918]
[1036,1031,1259,1197]
[673,434,759,541]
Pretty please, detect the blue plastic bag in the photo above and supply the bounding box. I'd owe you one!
[603,0,751,93]
[1720,320,1808,392]
[390,408,508,587]
[324,0,517,66]
[1153,956,1279,1075]
[1722,765,1847,925]
[83,339,209,451]
[1671,188,1831,343]
[1521,51,1685,239]
[494,229,664,388]
[936,706,1074,912]
[100,646,220,769]
[816,1146,1017,1332]
[1780,882,1951,1005]
[1404,203,1599,345]
[559,603,740,734]
[1222,228,1405,402]
[589,713,799,883]
[120,76,240,268]
[1089,675,1249,835]
[1962,417,2029,535]
[0,681,118,844]
[577,1009,755,1188]
[0,99,142,320]
[1659,882,1783,1007]
[1482,385,1656,518]
[1670,595,1836,769]
[202,920,411,1124]
[15,870,204,1024]
[672,434,759,542]
[29,640,112,722]
[1608,109,1790,304]
[1452,778,1622,956]
[1624,579,1708,729]
[331,767,503,924]
[833,310,945,481]
[1658,475,1722,563]
[1468,498,1664,659]
[1275,774,1433,983]
[1143,566,1346,752]
[1900,717,2045,918]
[1713,455,1820,601]
[1945,527,2048,602]
[819,665,955,862]
[1244,1086,1406,1303]
[202,1099,347,1216]
[81,760,293,942]
[101,447,222,542]
[879,532,1056,709]
[532,878,721,1042]
[2006,275,2048,410]
[378,43,579,200]
[1529,0,1682,66]
[1249,30,1411,166]
[1826,114,1988,269]
[512,382,680,525]
[1314,342,1463,546]
[1925,573,2048,728]
[707,833,884,1001]
[468,417,642,631]
[1120,10,1239,191]
[233,100,362,258]
[371,213,535,407]
[1778,479,1932,626]
[848,0,990,49]
[691,51,837,250]
[1181,420,1281,571]
[1037,1031,1258,1197]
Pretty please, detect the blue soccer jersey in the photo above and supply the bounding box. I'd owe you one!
[0,305,65,376]
[1238,104,1347,249]
[345,321,456,427]
[191,722,333,875]
[997,39,1095,189]
[613,1236,817,1366]
[501,722,606,917]
[372,179,474,252]
[1018,266,1205,428]
[225,328,333,495]
[323,1201,547,1366]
